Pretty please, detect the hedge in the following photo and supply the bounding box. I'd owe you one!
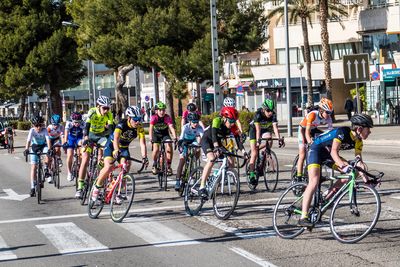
[17,121,31,130]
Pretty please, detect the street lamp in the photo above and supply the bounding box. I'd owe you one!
[297,63,304,116]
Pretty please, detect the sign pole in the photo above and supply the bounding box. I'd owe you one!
[356,83,361,114]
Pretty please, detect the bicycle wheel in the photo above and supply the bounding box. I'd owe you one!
[264,150,279,192]
[88,181,104,219]
[290,155,299,183]
[72,159,79,190]
[184,167,204,216]
[330,183,381,243]
[110,174,135,223]
[272,182,306,239]
[163,154,168,191]
[7,137,13,154]
[213,168,240,220]
[36,167,42,204]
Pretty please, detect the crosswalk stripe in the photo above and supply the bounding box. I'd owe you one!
[0,235,17,261]
[36,222,110,255]
[120,218,200,247]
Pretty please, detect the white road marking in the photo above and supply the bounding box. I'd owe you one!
[120,218,200,247]
[13,156,21,160]
[0,235,17,261]
[0,189,30,201]
[36,222,110,255]
[363,160,400,167]
[230,247,277,267]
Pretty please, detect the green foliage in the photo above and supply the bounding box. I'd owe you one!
[238,111,255,133]
[175,116,182,136]
[201,112,220,128]
[8,120,18,129]
[17,121,31,130]
[350,86,366,112]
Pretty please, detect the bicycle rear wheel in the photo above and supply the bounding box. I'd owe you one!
[36,168,42,204]
[330,183,381,243]
[184,167,204,216]
[88,181,104,219]
[110,174,135,222]
[264,150,279,192]
[163,156,168,191]
[272,182,306,239]
[72,160,79,190]
[213,168,240,220]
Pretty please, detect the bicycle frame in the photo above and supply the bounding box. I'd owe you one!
[104,161,129,204]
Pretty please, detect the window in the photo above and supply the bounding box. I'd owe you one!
[311,45,322,61]
[276,47,301,64]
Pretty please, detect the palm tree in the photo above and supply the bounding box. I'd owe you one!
[172,80,189,116]
[319,0,349,100]
[267,0,319,107]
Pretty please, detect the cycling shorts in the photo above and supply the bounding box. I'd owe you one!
[49,137,61,147]
[179,140,199,158]
[29,144,48,165]
[66,137,82,149]
[297,126,323,146]
[248,124,272,144]
[82,132,108,154]
[306,145,332,170]
[200,136,216,155]
[152,133,172,144]
[103,140,130,161]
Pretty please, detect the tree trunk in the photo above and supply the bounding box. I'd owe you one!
[320,0,332,100]
[178,99,183,116]
[49,86,62,116]
[166,85,175,123]
[301,17,313,107]
[115,64,135,120]
[19,94,26,121]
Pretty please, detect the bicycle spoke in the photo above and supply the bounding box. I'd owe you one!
[213,169,240,220]
[184,167,204,216]
[264,151,279,192]
[110,174,135,223]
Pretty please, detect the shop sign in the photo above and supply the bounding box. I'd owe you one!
[383,68,400,82]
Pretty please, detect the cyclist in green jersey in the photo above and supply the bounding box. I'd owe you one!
[75,96,114,198]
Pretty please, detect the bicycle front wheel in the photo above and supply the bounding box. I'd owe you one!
[264,150,279,192]
[213,168,240,220]
[330,183,381,243]
[36,168,42,204]
[272,182,306,239]
[184,167,204,216]
[110,174,135,223]
[88,181,104,219]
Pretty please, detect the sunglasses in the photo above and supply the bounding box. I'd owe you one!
[227,118,236,123]
[73,120,81,124]
[131,117,141,122]
[34,124,42,128]
[158,109,166,111]
[191,120,199,124]
[264,109,273,113]
[101,106,110,111]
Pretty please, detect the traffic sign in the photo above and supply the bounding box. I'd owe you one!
[371,71,380,81]
[343,54,370,84]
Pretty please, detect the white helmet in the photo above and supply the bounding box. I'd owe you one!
[223,97,236,107]
[96,96,111,107]
[125,106,141,118]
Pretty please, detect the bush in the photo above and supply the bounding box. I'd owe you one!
[239,111,255,133]
[17,121,31,130]
[8,120,18,129]
[175,116,182,136]
[201,112,219,128]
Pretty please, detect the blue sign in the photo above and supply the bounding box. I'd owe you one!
[144,95,150,102]
[383,68,400,82]
[371,71,380,81]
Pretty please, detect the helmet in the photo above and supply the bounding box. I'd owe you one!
[31,115,44,125]
[156,101,166,110]
[319,97,333,112]
[125,106,141,118]
[70,112,82,121]
[187,112,200,122]
[223,97,236,107]
[96,96,111,107]
[261,99,275,111]
[50,114,61,125]
[350,114,373,128]
[220,107,238,120]
[187,103,197,112]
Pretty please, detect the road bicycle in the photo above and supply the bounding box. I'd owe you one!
[70,144,81,190]
[26,148,46,204]
[5,127,14,154]
[88,156,146,222]
[223,133,248,178]
[272,157,383,243]
[245,137,281,192]
[177,142,201,197]
[184,150,244,220]
[48,144,62,189]
[153,139,175,191]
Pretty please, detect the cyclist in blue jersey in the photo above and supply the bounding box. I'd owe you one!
[175,112,204,191]
[298,114,374,227]
[46,114,64,182]
[63,112,85,181]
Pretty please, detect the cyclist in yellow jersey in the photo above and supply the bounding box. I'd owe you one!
[91,106,147,202]
[75,96,114,199]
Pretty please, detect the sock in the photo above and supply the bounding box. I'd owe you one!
[78,180,85,190]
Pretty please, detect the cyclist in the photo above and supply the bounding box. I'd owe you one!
[298,114,374,227]
[63,112,85,181]
[199,106,245,199]
[247,99,285,185]
[75,96,113,198]
[295,97,333,180]
[181,103,205,129]
[149,101,177,176]
[2,125,14,152]
[175,112,204,191]
[223,97,243,133]
[46,114,64,182]
[23,116,51,197]
[91,106,148,202]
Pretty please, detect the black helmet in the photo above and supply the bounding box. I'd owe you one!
[187,103,197,112]
[350,114,373,128]
[187,112,200,122]
[31,115,44,126]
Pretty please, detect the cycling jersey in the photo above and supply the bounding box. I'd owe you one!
[179,123,203,142]
[65,121,85,139]
[308,127,363,168]
[182,110,202,124]
[150,114,173,133]
[249,108,277,141]
[86,107,113,134]
[299,110,332,129]
[111,119,145,148]
[47,124,64,140]
[27,127,49,145]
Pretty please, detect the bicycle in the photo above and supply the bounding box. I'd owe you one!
[245,137,281,192]
[80,141,103,205]
[153,139,175,191]
[25,149,46,204]
[48,144,62,189]
[184,150,244,220]
[5,127,14,154]
[88,156,145,222]
[223,133,248,178]
[272,157,383,243]
[177,142,201,197]
[70,144,81,190]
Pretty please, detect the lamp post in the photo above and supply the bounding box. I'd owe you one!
[297,63,304,116]
[371,50,380,124]
[284,0,293,136]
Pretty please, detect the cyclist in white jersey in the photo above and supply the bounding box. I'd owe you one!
[46,114,64,180]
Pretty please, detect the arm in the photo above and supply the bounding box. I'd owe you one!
[236,120,243,134]
[149,124,154,143]
[272,123,280,139]
[330,140,347,170]
[305,125,313,144]
[140,136,147,158]
[113,130,120,152]
[168,124,177,139]
[255,123,261,142]
[64,127,69,144]
[199,121,205,129]
[181,117,185,131]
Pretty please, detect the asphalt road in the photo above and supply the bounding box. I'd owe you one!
[1,131,400,267]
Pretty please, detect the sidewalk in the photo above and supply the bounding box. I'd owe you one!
[278,114,400,145]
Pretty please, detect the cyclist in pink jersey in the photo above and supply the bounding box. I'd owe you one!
[181,103,205,129]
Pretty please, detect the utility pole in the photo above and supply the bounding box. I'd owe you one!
[152,67,159,103]
[284,0,293,136]
[210,0,222,112]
